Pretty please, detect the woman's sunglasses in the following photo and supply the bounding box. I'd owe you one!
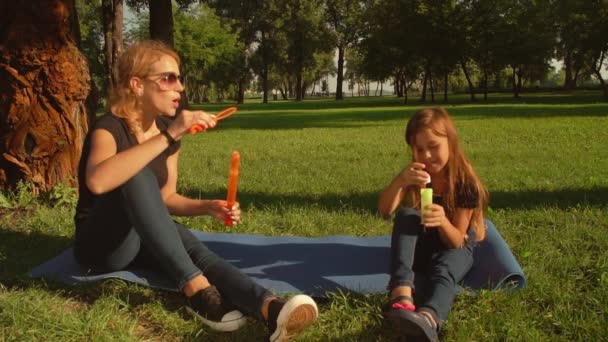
[147,72,184,90]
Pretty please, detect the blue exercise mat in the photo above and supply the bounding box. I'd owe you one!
[29,220,526,296]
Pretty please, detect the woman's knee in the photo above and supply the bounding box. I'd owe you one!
[122,167,159,192]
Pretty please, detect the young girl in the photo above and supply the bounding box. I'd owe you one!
[377,107,488,341]
[73,40,317,341]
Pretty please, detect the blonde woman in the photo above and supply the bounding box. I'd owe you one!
[73,40,317,341]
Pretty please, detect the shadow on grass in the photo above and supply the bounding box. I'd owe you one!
[201,102,608,132]
[184,187,608,213]
[0,227,72,283]
[182,188,380,214]
[490,187,608,210]
[192,91,607,113]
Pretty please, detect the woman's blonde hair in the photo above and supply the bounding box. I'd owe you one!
[108,40,180,135]
[405,107,489,241]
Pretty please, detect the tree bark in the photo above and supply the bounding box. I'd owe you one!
[443,71,448,103]
[563,49,576,89]
[149,0,173,47]
[237,76,245,104]
[592,51,608,101]
[460,60,476,102]
[335,45,345,100]
[295,72,303,101]
[102,0,123,95]
[512,65,519,98]
[421,69,428,102]
[0,0,90,192]
[483,69,488,101]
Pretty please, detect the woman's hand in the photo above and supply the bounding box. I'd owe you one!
[203,200,241,225]
[396,162,431,189]
[421,203,447,228]
[167,109,217,140]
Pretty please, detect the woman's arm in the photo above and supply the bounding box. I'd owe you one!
[85,129,174,195]
[86,110,218,195]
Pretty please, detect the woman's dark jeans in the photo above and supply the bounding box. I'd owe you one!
[388,208,475,329]
[74,168,271,320]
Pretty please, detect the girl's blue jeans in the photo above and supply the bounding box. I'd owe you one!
[388,208,476,329]
[74,168,271,320]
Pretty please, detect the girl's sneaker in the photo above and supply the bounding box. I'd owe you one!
[186,285,247,332]
[387,308,438,342]
[267,294,318,342]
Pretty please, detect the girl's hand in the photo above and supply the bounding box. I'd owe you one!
[204,200,241,224]
[167,109,217,140]
[397,162,431,188]
[421,204,447,228]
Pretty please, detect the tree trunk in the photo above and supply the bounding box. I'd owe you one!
[512,65,519,98]
[101,0,123,95]
[295,72,303,101]
[421,70,428,102]
[0,0,90,192]
[517,67,523,96]
[443,72,448,102]
[563,49,575,90]
[261,31,269,104]
[394,73,402,97]
[593,51,608,101]
[149,0,173,47]
[460,60,476,102]
[262,66,269,103]
[429,66,435,102]
[237,76,245,104]
[335,45,345,100]
[111,0,123,80]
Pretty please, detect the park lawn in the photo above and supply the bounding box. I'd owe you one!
[1,92,607,341]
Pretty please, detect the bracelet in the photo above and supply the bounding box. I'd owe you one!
[160,129,177,146]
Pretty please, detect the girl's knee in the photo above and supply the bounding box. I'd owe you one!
[393,208,422,233]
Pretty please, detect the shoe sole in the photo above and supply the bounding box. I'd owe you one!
[269,294,318,342]
[387,309,438,342]
[186,306,248,332]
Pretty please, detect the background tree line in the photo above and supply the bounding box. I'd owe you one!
[79,0,608,106]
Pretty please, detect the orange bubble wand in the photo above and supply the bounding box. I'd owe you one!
[189,107,238,134]
[225,151,240,226]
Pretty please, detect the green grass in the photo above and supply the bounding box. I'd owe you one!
[1,92,607,340]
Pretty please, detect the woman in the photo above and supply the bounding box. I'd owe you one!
[73,40,318,341]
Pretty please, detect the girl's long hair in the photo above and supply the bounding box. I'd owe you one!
[108,40,180,135]
[405,107,489,241]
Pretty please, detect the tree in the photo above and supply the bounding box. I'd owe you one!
[176,5,246,102]
[555,0,591,89]
[324,0,364,100]
[502,0,555,98]
[201,0,285,104]
[102,0,124,94]
[0,0,91,191]
[280,0,334,101]
[583,0,608,100]
[76,0,105,118]
[127,0,174,46]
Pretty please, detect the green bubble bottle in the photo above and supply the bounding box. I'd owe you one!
[420,181,433,223]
